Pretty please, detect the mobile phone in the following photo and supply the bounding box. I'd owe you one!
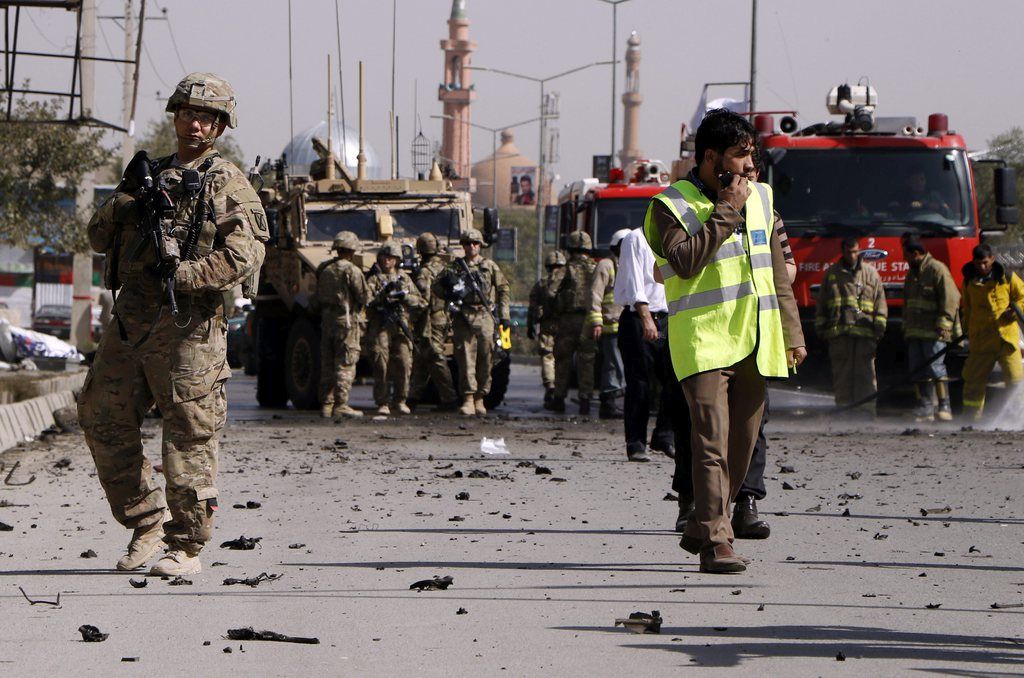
[717,171,735,188]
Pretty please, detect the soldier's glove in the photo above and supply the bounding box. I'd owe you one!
[937,328,952,343]
[527,325,537,340]
[387,288,408,302]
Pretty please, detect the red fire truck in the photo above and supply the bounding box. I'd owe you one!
[557,159,670,253]
[750,84,1017,376]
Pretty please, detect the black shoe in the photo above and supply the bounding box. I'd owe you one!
[674,496,694,532]
[627,449,650,462]
[543,387,554,407]
[546,396,565,413]
[578,398,591,416]
[731,496,770,539]
[649,438,675,459]
[598,394,623,419]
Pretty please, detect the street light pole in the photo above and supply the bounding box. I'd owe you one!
[595,0,632,163]
[469,60,614,278]
[749,0,757,113]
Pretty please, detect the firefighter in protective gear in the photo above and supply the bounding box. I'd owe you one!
[365,242,424,415]
[317,231,368,419]
[960,244,1024,420]
[408,232,459,410]
[589,229,629,418]
[435,228,510,416]
[79,72,267,577]
[550,230,597,415]
[902,236,960,421]
[527,250,565,406]
[814,237,887,414]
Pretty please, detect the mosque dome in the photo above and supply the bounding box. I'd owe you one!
[281,119,382,178]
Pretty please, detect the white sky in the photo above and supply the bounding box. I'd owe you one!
[11,0,1023,185]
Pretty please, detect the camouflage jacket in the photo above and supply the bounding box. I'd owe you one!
[902,253,960,340]
[437,256,510,322]
[317,257,368,327]
[366,269,425,326]
[88,148,268,310]
[528,266,564,333]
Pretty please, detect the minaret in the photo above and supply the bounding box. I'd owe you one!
[438,0,476,189]
[618,31,643,168]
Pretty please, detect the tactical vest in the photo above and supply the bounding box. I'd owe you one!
[644,179,787,381]
[557,256,595,313]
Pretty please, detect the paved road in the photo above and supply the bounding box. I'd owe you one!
[2,365,1020,676]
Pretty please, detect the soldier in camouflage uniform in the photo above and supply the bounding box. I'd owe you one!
[550,230,597,415]
[317,231,368,419]
[78,73,268,576]
[436,228,510,416]
[365,242,424,415]
[408,233,459,410]
[527,250,565,406]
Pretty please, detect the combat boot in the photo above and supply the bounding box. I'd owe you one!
[548,396,566,413]
[543,387,554,408]
[913,382,935,421]
[459,396,476,416]
[375,404,391,416]
[599,393,623,419]
[731,495,771,539]
[116,517,166,571]
[393,400,411,415]
[578,398,591,416]
[149,549,202,576]
[320,402,334,419]
[935,381,953,421]
[333,404,363,419]
[474,395,487,416]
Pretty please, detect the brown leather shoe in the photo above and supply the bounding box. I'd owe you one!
[699,543,747,574]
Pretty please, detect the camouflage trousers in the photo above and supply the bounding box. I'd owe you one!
[452,311,494,397]
[319,312,362,408]
[553,312,595,400]
[368,319,413,405]
[537,329,555,388]
[78,295,228,556]
[409,314,457,403]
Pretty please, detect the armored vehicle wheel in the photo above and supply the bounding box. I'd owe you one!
[255,311,288,408]
[284,316,321,410]
[482,352,511,410]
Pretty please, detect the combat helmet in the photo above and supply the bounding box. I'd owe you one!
[416,232,438,255]
[565,230,592,251]
[333,231,360,252]
[460,228,484,245]
[378,242,403,258]
[545,251,566,268]
[166,72,237,128]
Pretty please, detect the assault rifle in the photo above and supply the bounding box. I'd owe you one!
[372,279,414,343]
[122,150,179,315]
[453,258,512,351]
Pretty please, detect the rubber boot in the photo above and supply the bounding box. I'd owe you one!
[934,380,953,421]
[913,382,935,422]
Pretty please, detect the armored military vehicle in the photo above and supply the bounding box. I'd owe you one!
[251,138,508,411]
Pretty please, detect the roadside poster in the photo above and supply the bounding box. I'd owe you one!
[510,166,536,206]
[494,227,517,263]
[544,205,559,245]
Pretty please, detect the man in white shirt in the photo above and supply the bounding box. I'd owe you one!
[614,229,693,515]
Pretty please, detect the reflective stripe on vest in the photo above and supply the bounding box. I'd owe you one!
[644,179,787,381]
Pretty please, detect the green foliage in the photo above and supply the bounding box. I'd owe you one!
[975,127,1024,239]
[0,96,112,252]
[491,208,548,302]
[134,115,247,169]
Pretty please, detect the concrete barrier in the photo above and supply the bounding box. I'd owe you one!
[0,389,78,452]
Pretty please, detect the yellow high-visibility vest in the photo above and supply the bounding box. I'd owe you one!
[644,179,787,381]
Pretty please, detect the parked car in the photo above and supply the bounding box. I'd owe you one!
[508,302,529,338]
[32,304,71,339]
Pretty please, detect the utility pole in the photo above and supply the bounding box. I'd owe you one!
[71,0,97,350]
[120,0,136,166]
[749,0,757,114]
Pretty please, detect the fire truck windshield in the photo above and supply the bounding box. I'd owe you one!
[768,148,973,237]
[592,198,650,247]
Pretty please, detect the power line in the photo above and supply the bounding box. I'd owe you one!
[142,41,171,89]
[153,2,187,74]
[95,17,124,78]
[25,10,66,50]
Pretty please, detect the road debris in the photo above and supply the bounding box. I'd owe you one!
[80,549,97,558]
[925,603,942,609]
[467,469,490,478]
[288,543,306,549]
[0,520,13,531]
[232,501,262,509]
[220,535,262,550]
[456,607,468,615]
[455,491,470,500]
[223,573,282,588]
[534,466,552,475]
[226,627,320,644]
[990,602,1023,609]
[480,437,509,455]
[836,651,846,661]
[614,610,662,634]
[129,578,148,589]
[3,460,35,486]
[19,587,60,606]
[410,576,454,591]
[920,506,951,516]
[78,625,109,642]
[121,657,139,662]
[168,576,192,586]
